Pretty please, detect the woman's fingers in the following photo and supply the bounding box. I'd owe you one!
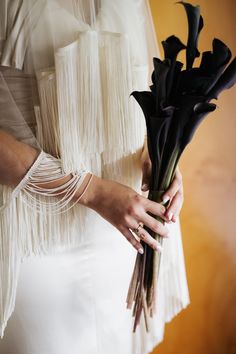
[140,137,152,192]
[144,198,169,222]
[86,176,173,254]
[120,209,167,253]
[161,167,184,221]
[141,213,169,238]
[132,225,163,252]
[165,190,184,222]
[141,159,152,192]
[119,196,168,253]
[162,168,182,204]
[122,223,162,252]
[120,226,144,254]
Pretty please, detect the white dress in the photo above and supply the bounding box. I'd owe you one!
[0,1,190,353]
[0,211,189,354]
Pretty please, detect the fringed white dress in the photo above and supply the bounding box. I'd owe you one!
[0,1,190,353]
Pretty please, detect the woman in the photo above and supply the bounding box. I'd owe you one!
[0,1,189,353]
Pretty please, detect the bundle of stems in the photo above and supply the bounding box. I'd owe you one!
[126,148,179,331]
[126,1,236,331]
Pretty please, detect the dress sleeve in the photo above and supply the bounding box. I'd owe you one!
[0,2,96,337]
[8,150,92,215]
[0,67,93,337]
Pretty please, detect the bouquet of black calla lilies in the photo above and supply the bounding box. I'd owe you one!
[126,1,236,332]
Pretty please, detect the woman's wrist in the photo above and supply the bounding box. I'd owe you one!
[77,174,105,209]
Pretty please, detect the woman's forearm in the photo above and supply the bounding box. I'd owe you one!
[0,129,91,195]
[0,129,170,254]
[0,129,39,186]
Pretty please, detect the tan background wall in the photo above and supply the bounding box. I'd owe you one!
[149,1,236,353]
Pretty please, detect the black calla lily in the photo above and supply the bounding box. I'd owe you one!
[180,102,217,152]
[207,57,236,99]
[153,58,170,111]
[200,38,232,94]
[200,39,231,77]
[177,1,204,70]
[169,61,184,102]
[162,35,186,61]
[127,1,236,334]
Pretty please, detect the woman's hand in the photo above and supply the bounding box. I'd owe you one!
[78,175,170,254]
[162,166,184,222]
[0,129,170,255]
[140,137,184,223]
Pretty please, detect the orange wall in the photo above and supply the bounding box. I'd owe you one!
[149,1,236,353]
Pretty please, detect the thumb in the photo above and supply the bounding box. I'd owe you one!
[141,160,152,192]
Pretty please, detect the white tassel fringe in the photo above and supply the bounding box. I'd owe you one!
[0,150,93,336]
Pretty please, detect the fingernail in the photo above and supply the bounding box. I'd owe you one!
[141,184,149,191]
[162,195,170,204]
[168,212,173,221]
[155,243,163,253]
[138,248,144,254]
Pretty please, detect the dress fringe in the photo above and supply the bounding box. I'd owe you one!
[0,150,90,336]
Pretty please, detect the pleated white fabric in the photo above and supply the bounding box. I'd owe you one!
[0,0,190,352]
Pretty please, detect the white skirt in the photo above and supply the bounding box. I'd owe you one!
[0,210,189,354]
